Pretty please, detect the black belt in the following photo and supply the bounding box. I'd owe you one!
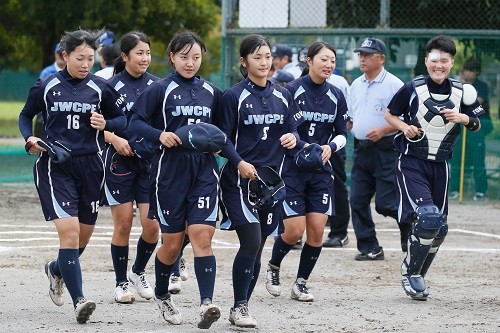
[354,135,395,149]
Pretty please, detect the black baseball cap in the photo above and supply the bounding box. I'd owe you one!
[293,143,324,172]
[272,44,293,58]
[174,122,227,153]
[354,38,387,55]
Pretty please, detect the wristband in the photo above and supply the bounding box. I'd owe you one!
[465,116,480,131]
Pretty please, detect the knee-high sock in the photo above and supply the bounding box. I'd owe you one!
[269,235,294,267]
[57,248,84,307]
[194,255,216,304]
[111,244,129,285]
[154,255,174,298]
[232,252,255,308]
[132,237,157,274]
[297,242,322,281]
[247,262,261,301]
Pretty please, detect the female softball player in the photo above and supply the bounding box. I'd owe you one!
[102,31,160,304]
[128,30,222,329]
[265,42,348,301]
[217,34,302,328]
[18,29,126,323]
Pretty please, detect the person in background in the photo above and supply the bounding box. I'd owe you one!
[94,30,115,73]
[323,72,351,248]
[19,28,127,323]
[349,37,404,260]
[269,68,294,86]
[449,58,492,201]
[384,35,484,300]
[35,42,66,137]
[102,31,160,304]
[271,43,302,79]
[95,42,120,79]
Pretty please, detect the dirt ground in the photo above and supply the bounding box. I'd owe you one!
[0,184,499,333]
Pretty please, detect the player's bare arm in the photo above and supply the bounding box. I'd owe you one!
[384,109,422,139]
[104,131,133,156]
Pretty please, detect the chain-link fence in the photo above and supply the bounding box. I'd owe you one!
[221,0,500,201]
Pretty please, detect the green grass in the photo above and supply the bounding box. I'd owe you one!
[0,102,24,138]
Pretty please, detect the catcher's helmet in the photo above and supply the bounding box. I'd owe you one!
[294,143,324,172]
[248,166,286,209]
[174,122,227,153]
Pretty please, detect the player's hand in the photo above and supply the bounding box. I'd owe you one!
[237,161,256,180]
[280,133,297,149]
[440,108,467,124]
[159,131,182,148]
[321,144,332,164]
[365,127,386,142]
[403,125,422,139]
[25,136,45,154]
[112,136,134,156]
[90,111,106,130]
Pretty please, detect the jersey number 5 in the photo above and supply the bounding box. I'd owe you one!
[261,126,269,140]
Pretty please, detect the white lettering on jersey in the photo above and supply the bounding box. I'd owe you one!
[50,102,97,113]
[171,105,212,117]
[243,114,284,125]
[301,111,335,123]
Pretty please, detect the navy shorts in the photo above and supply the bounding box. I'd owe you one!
[102,145,150,206]
[396,154,449,223]
[34,153,104,225]
[149,149,219,234]
[280,156,334,218]
[219,163,282,237]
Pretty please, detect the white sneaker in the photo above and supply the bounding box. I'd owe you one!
[44,260,64,306]
[75,298,96,324]
[265,263,281,296]
[229,303,257,328]
[128,270,154,300]
[168,274,182,294]
[114,282,135,304]
[291,278,314,302]
[198,299,221,329]
[155,295,182,325]
[179,257,189,281]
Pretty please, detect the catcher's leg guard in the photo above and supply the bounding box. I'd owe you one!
[420,222,448,278]
[401,206,444,300]
[401,205,445,276]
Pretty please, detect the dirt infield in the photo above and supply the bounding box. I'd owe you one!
[0,184,499,333]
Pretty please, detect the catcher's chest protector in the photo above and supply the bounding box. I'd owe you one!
[409,76,463,162]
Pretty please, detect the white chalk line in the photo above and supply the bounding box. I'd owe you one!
[0,225,498,253]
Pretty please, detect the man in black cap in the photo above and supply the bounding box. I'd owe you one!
[348,37,404,261]
[272,43,302,79]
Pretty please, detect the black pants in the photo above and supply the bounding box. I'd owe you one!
[350,137,398,254]
[327,148,350,239]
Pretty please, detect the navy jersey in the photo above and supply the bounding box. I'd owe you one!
[19,69,126,156]
[129,72,222,145]
[285,75,348,147]
[217,78,303,168]
[107,70,160,140]
[388,76,484,159]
